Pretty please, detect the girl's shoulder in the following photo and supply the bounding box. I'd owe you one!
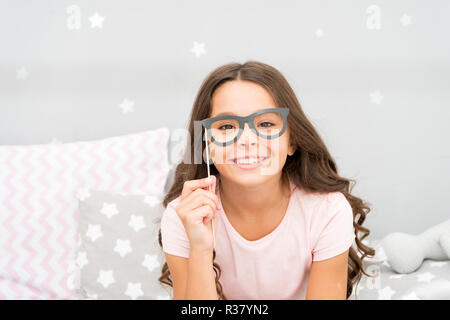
[292,186,348,216]
[295,183,345,202]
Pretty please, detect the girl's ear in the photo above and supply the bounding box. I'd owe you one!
[288,142,295,156]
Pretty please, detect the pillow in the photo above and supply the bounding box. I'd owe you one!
[0,128,171,299]
[76,189,171,300]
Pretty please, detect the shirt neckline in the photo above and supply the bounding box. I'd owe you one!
[216,175,297,247]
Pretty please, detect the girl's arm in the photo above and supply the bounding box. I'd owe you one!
[305,249,349,300]
[164,253,188,299]
[185,249,218,299]
[165,249,218,299]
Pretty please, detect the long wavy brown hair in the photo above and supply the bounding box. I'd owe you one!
[157,60,376,300]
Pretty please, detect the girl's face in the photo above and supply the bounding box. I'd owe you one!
[208,80,295,186]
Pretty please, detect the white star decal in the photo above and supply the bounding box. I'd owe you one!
[97,270,115,288]
[128,215,146,232]
[416,272,435,283]
[144,195,161,207]
[114,239,133,258]
[400,14,412,26]
[16,67,29,80]
[142,254,160,272]
[377,286,396,300]
[89,12,105,28]
[370,90,384,104]
[190,41,206,57]
[100,203,119,219]
[124,282,144,300]
[86,224,103,242]
[119,99,135,114]
[76,251,89,269]
[76,187,91,201]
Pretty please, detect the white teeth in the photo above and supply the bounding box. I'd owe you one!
[236,158,264,164]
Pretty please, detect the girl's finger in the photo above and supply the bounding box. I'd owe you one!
[181,176,216,199]
[183,192,218,214]
[183,183,220,209]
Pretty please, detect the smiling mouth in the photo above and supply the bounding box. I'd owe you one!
[231,156,269,165]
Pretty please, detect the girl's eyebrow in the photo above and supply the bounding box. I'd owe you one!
[213,107,273,117]
[214,111,236,117]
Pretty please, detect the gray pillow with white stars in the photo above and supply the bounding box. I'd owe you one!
[348,239,450,300]
[76,189,172,300]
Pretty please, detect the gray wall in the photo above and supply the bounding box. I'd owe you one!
[1,0,449,240]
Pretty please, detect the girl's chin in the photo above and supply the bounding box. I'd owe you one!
[219,168,281,185]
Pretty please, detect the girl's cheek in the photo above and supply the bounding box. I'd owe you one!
[210,146,229,165]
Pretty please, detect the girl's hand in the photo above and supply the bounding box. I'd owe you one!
[175,175,220,254]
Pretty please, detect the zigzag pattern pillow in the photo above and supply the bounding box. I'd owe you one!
[0,128,171,299]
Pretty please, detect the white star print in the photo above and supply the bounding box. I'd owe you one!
[86,224,103,242]
[400,14,412,26]
[315,28,324,38]
[76,251,89,269]
[89,12,105,28]
[76,187,91,201]
[128,215,146,232]
[142,254,160,272]
[190,41,206,57]
[124,282,144,300]
[119,99,135,114]
[377,286,396,300]
[401,291,420,300]
[114,239,133,258]
[97,270,115,288]
[16,67,29,80]
[144,195,161,207]
[416,272,435,283]
[370,90,384,104]
[100,203,119,219]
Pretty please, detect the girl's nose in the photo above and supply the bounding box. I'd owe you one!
[238,123,258,147]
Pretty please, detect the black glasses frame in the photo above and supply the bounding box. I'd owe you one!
[201,107,290,147]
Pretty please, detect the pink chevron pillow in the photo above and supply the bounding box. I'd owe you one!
[0,128,171,299]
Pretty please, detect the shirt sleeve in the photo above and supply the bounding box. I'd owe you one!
[160,198,190,258]
[311,192,355,262]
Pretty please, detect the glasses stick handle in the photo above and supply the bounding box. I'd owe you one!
[204,128,215,249]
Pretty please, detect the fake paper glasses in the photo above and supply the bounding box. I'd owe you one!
[201,107,289,147]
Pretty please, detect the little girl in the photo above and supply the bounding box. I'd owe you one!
[158,61,375,300]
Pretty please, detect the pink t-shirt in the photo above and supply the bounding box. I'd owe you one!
[160,176,356,299]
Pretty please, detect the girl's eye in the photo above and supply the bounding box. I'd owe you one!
[259,122,274,128]
[219,124,235,130]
